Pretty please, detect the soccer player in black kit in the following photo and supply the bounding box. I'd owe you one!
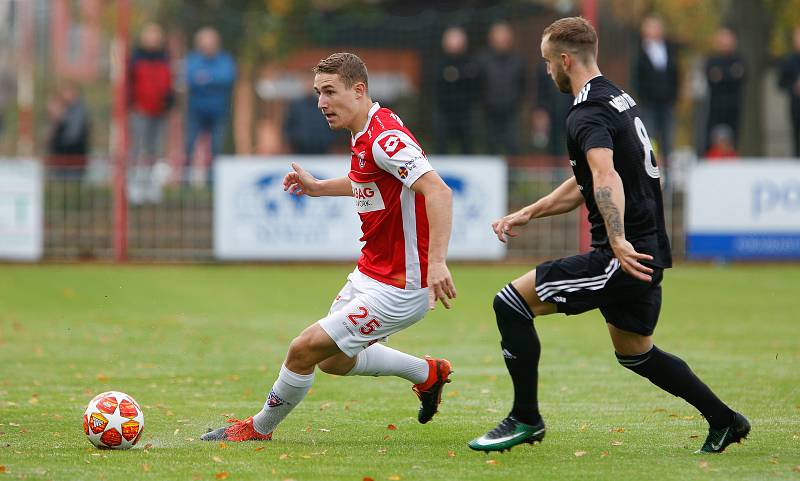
[468,17,749,454]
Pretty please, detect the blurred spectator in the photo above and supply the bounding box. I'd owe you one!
[184,26,236,185]
[435,26,477,154]
[0,55,12,142]
[47,82,90,178]
[632,14,679,164]
[128,23,173,204]
[705,124,738,161]
[705,26,745,152]
[778,26,800,158]
[531,61,571,155]
[283,79,337,154]
[477,21,526,155]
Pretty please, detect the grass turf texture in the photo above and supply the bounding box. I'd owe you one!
[1,264,798,481]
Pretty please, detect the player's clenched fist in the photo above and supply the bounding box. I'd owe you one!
[283,162,320,197]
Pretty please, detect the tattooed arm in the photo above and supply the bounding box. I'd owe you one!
[586,148,654,282]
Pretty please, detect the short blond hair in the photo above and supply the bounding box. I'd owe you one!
[542,17,598,62]
[313,52,369,90]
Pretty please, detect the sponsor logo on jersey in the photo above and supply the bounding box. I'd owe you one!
[357,151,366,169]
[351,181,386,213]
[570,159,577,166]
[398,167,408,179]
[552,296,567,303]
[378,135,406,157]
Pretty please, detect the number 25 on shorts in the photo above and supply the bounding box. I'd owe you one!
[347,306,383,335]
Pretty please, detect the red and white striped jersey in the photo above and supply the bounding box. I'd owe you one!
[349,103,433,290]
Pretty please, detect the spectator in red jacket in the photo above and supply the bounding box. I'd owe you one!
[128,23,173,204]
[705,124,739,161]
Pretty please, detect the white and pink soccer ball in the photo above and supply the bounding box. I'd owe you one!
[83,391,144,449]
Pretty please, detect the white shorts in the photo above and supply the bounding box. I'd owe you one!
[317,268,430,357]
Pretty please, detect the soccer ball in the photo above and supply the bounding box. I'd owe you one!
[83,391,144,449]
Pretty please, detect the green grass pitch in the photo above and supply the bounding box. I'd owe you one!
[1,264,799,480]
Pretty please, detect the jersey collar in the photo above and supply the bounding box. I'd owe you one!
[351,102,380,146]
[574,74,603,99]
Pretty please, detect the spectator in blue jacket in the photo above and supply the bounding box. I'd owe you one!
[184,27,236,185]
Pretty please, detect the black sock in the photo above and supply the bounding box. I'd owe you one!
[616,346,734,428]
[494,284,541,425]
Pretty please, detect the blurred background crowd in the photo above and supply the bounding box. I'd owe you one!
[2,1,800,180]
[1,0,799,261]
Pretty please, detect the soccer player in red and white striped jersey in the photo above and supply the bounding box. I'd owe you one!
[200,52,457,442]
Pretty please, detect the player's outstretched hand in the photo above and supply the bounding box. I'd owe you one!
[427,262,457,309]
[491,210,531,243]
[610,238,654,283]
[282,162,320,197]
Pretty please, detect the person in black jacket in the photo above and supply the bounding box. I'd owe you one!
[435,26,477,154]
[705,27,745,152]
[778,26,800,157]
[632,15,679,164]
[47,83,90,179]
[477,21,526,155]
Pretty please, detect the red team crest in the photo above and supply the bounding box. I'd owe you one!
[377,135,406,157]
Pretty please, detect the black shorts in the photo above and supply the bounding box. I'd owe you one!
[534,248,664,336]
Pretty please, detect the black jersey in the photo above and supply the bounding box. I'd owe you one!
[565,76,672,268]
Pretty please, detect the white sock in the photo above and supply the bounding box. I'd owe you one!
[252,364,314,435]
[345,343,429,384]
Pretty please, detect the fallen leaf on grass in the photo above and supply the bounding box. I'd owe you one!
[600,451,609,457]
[363,478,375,481]
[793,465,800,473]
[682,415,695,420]
[219,442,228,449]
[609,427,625,433]
[304,426,312,433]
[215,472,229,480]
[579,423,589,432]
[485,408,499,413]
[143,443,153,451]
[319,402,331,411]
[486,459,499,465]
[142,464,150,472]
[610,441,623,446]
[768,457,779,465]
[0,465,5,473]
[387,424,397,430]
[300,455,311,459]
[279,453,289,460]
[383,435,390,441]
[447,450,455,457]
[653,407,667,413]
[698,461,709,469]
[689,435,699,439]
[388,475,401,480]
[255,447,265,452]
[212,456,223,463]
[446,390,459,398]
[28,394,38,405]
[377,447,388,454]
[574,451,587,457]
[319,428,330,433]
